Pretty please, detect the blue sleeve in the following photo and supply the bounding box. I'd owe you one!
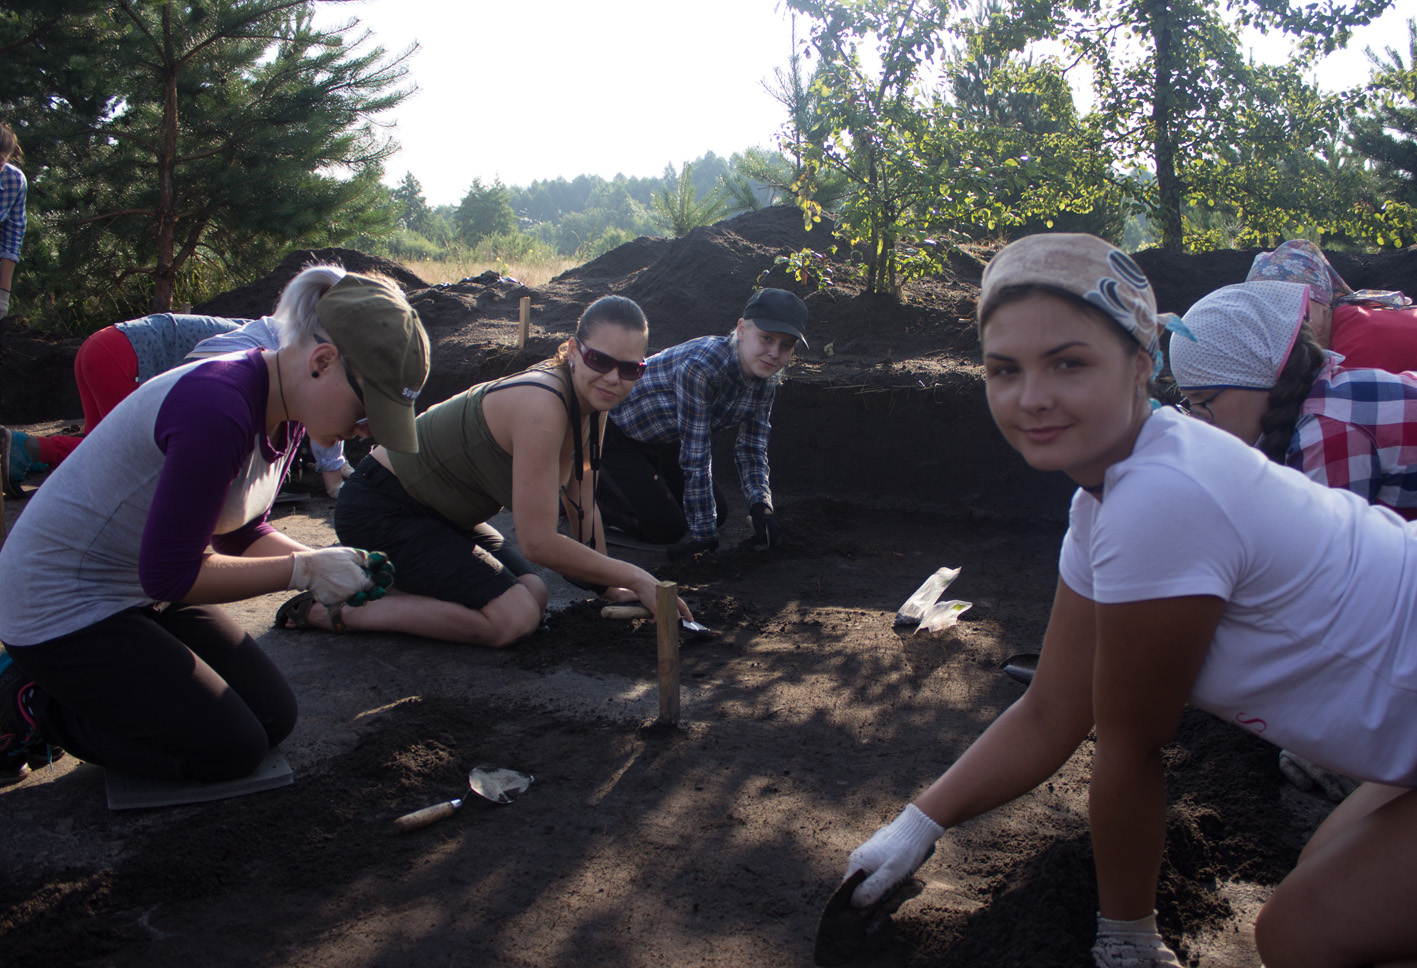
[0,165,27,263]
[674,358,721,541]
[733,384,774,507]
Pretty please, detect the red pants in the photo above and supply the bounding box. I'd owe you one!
[32,325,139,466]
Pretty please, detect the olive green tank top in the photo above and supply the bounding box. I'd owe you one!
[387,372,566,531]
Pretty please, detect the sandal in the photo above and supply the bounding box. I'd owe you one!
[274,591,347,633]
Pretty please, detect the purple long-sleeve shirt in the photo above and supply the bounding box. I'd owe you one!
[0,349,302,646]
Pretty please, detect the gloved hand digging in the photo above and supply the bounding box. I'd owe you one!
[845,804,943,908]
[1091,912,1182,967]
[346,550,395,606]
[749,501,780,550]
[289,547,375,605]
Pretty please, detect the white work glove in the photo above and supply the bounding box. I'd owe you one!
[288,547,374,605]
[0,289,9,319]
[845,804,943,908]
[1092,912,1182,967]
[1278,749,1359,803]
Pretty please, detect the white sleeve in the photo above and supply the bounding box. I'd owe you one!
[1087,467,1241,605]
[1058,489,1097,600]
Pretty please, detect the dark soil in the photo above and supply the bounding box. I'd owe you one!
[2,210,1410,967]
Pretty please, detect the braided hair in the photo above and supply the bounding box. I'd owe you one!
[1257,324,1326,463]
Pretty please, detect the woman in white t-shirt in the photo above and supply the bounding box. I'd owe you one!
[841,233,1417,968]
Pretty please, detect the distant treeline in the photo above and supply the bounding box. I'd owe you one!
[364,148,795,268]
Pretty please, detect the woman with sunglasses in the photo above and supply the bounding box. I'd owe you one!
[598,288,808,560]
[1168,280,1417,520]
[279,294,692,645]
[842,234,1417,968]
[0,266,430,784]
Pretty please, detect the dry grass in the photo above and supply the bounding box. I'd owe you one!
[403,256,581,288]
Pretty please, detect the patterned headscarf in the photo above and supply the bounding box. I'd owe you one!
[1246,240,1349,307]
[1167,281,1310,390]
[977,233,1161,373]
[1247,239,1413,310]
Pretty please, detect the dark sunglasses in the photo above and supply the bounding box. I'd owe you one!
[577,342,646,381]
[339,355,372,437]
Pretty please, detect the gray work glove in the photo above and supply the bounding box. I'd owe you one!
[1278,749,1360,803]
[845,804,943,908]
[289,547,375,605]
[0,288,9,319]
[1092,912,1182,967]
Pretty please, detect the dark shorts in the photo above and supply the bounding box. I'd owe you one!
[334,457,535,611]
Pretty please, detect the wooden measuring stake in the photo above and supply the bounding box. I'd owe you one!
[518,296,531,348]
[655,580,680,725]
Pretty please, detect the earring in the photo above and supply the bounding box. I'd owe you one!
[311,371,319,378]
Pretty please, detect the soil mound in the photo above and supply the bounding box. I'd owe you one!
[193,247,430,319]
[4,214,1416,519]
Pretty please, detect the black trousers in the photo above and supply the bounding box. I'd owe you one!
[6,603,297,782]
[597,420,726,543]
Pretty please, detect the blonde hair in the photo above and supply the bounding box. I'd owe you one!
[270,264,348,348]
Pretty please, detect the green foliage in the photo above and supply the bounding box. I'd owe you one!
[3,0,415,332]
[391,171,434,233]
[987,0,1395,250]
[649,161,730,237]
[783,0,965,294]
[1345,18,1417,245]
[455,177,516,246]
[765,246,840,290]
[467,230,560,271]
[581,228,637,261]
[783,0,1406,277]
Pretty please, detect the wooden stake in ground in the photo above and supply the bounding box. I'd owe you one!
[518,296,531,349]
[655,580,680,725]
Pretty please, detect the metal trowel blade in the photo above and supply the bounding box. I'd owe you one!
[813,851,931,966]
[468,766,534,805]
[680,618,715,637]
[1002,653,1040,685]
[894,567,961,626]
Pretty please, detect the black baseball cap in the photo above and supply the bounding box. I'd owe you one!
[741,289,809,349]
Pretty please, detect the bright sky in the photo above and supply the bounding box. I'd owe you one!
[316,0,804,205]
[315,0,1413,207]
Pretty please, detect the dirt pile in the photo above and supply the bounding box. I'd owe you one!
[8,212,1417,517]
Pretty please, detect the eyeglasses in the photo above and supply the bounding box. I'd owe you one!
[577,342,646,381]
[340,356,372,437]
[1176,389,1224,424]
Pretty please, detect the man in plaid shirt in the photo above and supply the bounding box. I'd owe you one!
[599,289,808,560]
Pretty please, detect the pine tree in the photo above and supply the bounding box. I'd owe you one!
[1349,18,1417,210]
[4,0,415,316]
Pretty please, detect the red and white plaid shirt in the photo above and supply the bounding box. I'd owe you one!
[1287,354,1417,520]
